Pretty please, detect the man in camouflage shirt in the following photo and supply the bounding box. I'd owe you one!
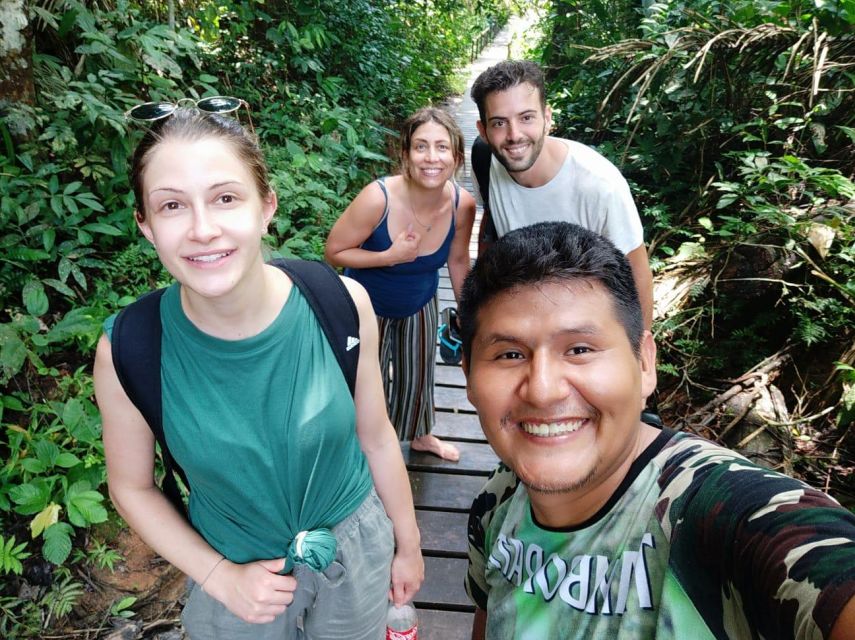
[458,221,855,639]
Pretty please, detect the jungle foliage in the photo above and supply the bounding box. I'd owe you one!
[0,0,509,635]
[538,0,854,493]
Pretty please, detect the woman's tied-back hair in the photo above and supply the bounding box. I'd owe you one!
[130,107,271,221]
[470,60,546,124]
[458,222,643,362]
[399,107,465,180]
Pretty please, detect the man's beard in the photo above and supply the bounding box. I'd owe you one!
[521,462,599,495]
[490,129,547,174]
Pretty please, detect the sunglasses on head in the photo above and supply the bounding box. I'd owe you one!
[125,96,254,132]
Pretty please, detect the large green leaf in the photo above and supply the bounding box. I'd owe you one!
[10,481,51,516]
[45,307,101,344]
[43,278,76,297]
[62,398,85,432]
[0,324,27,383]
[81,222,122,236]
[33,439,60,467]
[43,522,74,565]
[55,452,81,469]
[65,482,108,527]
[23,280,49,316]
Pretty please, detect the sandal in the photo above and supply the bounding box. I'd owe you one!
[437,307,463,365]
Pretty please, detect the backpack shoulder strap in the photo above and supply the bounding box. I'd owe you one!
[471,136,492,208]
[472,136,497,249]
[110,288,187,513]
[271,259,360,396]
[111,289,164,430]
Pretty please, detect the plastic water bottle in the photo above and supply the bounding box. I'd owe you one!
[386,602,418,640]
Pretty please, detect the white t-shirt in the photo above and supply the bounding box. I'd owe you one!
[479,138,644,255]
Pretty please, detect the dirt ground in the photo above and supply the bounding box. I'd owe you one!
[71,530,186,639]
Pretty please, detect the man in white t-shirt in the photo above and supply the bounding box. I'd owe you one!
[470,60,654,329]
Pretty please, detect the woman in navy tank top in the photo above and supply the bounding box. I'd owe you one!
[325,108,476,460]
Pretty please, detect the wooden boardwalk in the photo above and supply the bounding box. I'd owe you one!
[398,17,532,638]
[402,282,492,636]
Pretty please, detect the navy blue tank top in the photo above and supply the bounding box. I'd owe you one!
[345,178,459,318]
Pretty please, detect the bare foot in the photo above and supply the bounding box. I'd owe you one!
[411,434,460,462]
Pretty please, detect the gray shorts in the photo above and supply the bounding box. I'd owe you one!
[181,488,394,640]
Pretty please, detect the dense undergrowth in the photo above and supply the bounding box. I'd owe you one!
[536,0,854,496]
[0,0,510,635]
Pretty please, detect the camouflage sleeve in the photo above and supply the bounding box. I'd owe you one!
[465,462,519,610]
[658,437,855,640]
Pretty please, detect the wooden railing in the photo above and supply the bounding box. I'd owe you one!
[469,17,505,61]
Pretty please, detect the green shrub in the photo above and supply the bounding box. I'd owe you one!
[538,0,855,482]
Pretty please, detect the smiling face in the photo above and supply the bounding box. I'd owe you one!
[136,136,276,301]
[404,120,458,188]
[465,278,657,522]
[477,81,552,174]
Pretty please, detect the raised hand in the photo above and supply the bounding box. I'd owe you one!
[386,224,421,265]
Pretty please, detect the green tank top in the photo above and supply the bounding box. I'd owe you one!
[155,283,372,564]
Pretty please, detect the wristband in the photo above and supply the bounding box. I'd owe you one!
[200,555,226,591]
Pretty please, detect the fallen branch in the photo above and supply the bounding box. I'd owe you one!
[716,386,763,441]
[675,349,791,431]
[142,616,182,632]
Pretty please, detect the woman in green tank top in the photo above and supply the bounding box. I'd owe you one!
[94,104,423,639]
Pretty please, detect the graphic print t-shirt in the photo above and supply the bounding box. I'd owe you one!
[466,430,855,639]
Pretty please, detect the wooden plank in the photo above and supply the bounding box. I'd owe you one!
[410,472,485,511]
[435,386,476,413]
[438,289,456,304]
[434,411,484,441]
[415,509,469,557]
[435,365,466,387]
[403,441,498,475]
[416,608,474,640]
[415,557,472,608]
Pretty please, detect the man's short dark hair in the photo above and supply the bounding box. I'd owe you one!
[470,60,546,124]
[459,222,643,362]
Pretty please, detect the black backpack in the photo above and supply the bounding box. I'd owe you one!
[109,258,360,513]
[471,136,497,244]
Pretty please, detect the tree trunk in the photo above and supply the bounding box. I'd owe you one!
[0,0,35,107]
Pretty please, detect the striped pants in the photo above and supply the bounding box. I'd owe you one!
[377,297,437,442]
